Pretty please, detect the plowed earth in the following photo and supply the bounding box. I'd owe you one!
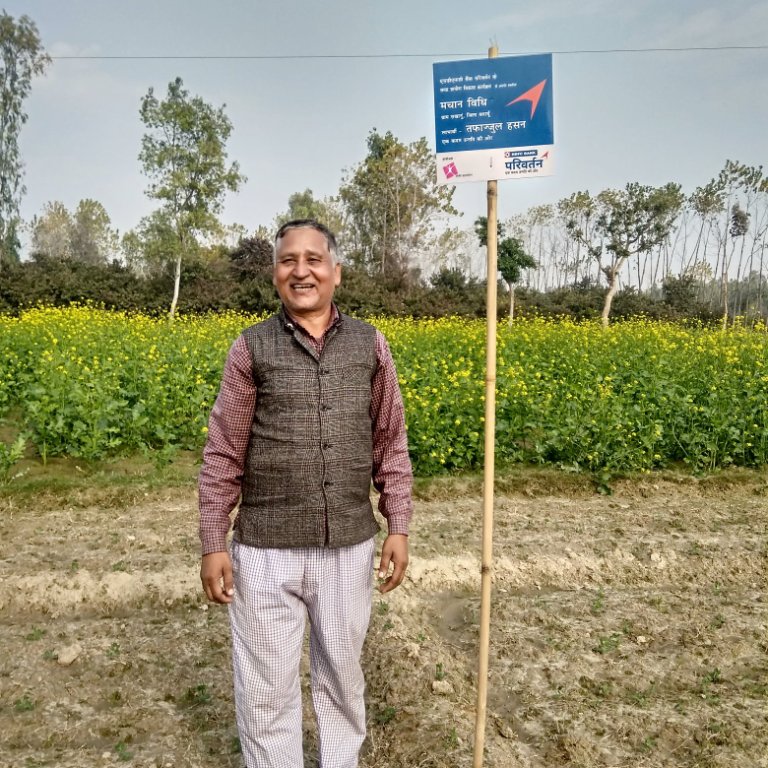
[1,475,767,767]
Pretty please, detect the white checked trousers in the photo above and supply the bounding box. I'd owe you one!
[229,537,375,768]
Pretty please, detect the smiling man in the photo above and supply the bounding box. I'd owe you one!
[198,219,413,768]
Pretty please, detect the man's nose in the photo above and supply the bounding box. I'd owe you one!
[293,257,311,275]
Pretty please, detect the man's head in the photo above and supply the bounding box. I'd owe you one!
[272,219,341,321]
[274,219,338,264]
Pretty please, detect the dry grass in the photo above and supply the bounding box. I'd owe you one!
[1,468,767,767]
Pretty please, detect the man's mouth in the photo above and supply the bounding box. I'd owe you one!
[291,283,315,292]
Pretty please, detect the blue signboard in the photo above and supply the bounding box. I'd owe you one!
[433,54,554,183]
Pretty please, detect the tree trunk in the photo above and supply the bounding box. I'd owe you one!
[381,208,387,275]
[759,236,766,319]
[745,241,755,319]
[721,201,730,327]
[651,246,661,288]
[638,251,647,292]
[700,223,715,305]
[169,252,182,321]
[508,282,515,325]
[394,176,402,275]
[573,239,581,288]
[601,261,623,327]
[721,243,732,329]
[734,235,747,319]
[686,220,705,274]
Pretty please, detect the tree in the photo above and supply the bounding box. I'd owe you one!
[226,234,279,312]
[139,77,245,318]
[473,215,504,248]
[428,226,471,276]
[30,199,118,264]
[498,237,537,323]
[661,273,700,317]
[121,209,187,277]
[474,215,536,321]
[0,12,49,268]
[275,188,343,234]
[687,181,725,270]
[30,201,74,260]
[506,205,556,291]
[559,191,601,288]
[218,222,249,249]
[70,199,118,264]
[340,129,458,280]
[595,182,684,325]
[714,160,767,323]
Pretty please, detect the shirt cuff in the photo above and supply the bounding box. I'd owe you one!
[200,528,230,556]
[385,515,410,536]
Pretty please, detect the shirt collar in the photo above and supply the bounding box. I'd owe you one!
[281,303,341,338]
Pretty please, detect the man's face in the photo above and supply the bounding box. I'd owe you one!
[273,227,341,319]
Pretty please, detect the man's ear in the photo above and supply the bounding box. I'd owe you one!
[334,263,342,287]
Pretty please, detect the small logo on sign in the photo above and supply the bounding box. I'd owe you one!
[443,162,458,179]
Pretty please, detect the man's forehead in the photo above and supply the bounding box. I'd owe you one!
[276,228,330,254]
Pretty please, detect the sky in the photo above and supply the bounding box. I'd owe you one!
[4,0,768,256]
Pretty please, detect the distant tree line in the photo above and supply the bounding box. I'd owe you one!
[0,10,764,325]
[497,161,768,325]
[0,237,720,323]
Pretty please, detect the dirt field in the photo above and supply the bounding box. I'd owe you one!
[1,471,767,768]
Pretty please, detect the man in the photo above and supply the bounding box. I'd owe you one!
[198,219,413,768]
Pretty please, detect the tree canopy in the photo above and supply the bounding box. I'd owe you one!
[139,77,245,318]
[274,188,343,235]
[31,199,118,264]
[340,129,458,280]
[0,11,49,268]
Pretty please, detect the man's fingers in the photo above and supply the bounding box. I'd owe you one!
[202,575,221,603]
[207,579,228,603]
[377,552,391,581]
[379,555,407,592]
[378,564,405,593]
[377,535,409,593]
[206,578,233,604]
[222,561,234,598]
[200,552,234,604]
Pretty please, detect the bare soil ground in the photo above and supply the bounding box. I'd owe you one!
[1,472,767,768]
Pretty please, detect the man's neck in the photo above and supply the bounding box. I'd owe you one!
[284,305,337,340]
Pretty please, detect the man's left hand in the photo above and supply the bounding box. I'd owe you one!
[377,534,409,593]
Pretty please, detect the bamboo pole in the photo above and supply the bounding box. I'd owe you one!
[472,43,499,768]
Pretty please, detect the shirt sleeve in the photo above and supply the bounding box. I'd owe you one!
[198,334,256,555]
[370,330,413,535]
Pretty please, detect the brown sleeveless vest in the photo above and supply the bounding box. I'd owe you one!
[234,311,380,548]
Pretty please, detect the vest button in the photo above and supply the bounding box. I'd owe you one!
[321,403,331,411]
[323,480,333,487]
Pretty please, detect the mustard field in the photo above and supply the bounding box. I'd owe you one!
[2,306,768,476]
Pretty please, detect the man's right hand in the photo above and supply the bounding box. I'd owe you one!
[200,551,234,604]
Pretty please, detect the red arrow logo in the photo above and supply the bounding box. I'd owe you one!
[506,79,547,119]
